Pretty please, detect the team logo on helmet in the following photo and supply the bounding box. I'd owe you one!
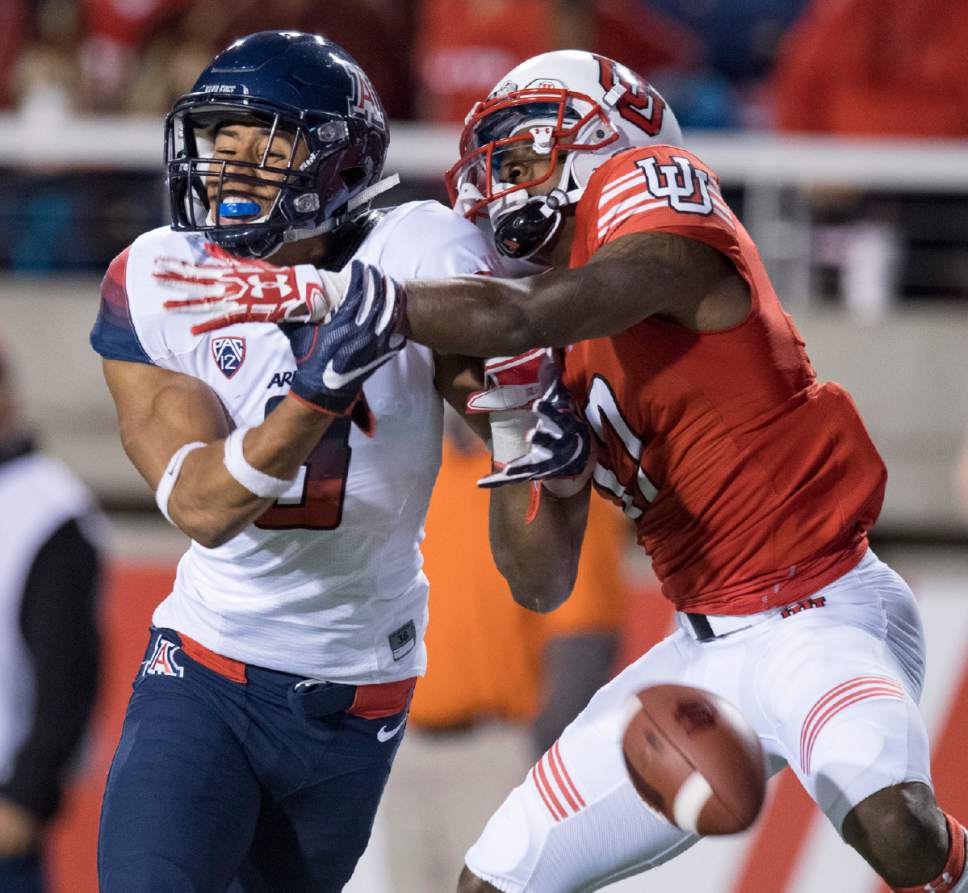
[211,336,246,378]
[348,69,386,131]
[594,54,665,137]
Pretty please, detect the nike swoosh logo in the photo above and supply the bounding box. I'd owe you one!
[376,717,407,743]
[322,354,392,389]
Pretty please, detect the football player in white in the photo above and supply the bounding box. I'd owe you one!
[161,49,968,893]
[90,30,500,893]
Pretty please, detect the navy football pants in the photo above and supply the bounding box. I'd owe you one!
[0,853,44,893]
[98,629,411,893]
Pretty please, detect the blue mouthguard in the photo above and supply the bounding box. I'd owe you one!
[219,200,261,218]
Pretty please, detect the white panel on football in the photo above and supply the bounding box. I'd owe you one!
[672,771,714,834]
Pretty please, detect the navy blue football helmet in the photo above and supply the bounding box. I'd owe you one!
[165,31,393,258]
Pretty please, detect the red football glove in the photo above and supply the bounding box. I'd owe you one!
[155,243,348,335]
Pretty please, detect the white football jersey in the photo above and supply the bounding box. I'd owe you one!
[91,201,499,683]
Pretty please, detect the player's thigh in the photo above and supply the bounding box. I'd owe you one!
[755,556,930,832]
[465,632,699,893]
[241,709,407,893]
[98,642,261,892]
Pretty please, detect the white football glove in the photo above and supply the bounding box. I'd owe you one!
[467,348,551,466]
[477,378,594,494]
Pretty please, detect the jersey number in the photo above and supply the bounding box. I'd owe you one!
[255,396,351,530]
[585,375,657,519]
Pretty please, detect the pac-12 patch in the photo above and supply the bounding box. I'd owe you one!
[388,621,416,661]
[211,336,246,378]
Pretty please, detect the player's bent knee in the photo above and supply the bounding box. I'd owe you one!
[458,864,501,893]
[843,782,948,885]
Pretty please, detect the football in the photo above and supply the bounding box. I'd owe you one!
[622,684,766,835]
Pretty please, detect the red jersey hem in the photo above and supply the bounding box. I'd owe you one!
[668,534,870,616]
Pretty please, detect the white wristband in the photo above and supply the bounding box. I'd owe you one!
[155,441,206,524]
[223,427,295,499]
[489,410,535,465]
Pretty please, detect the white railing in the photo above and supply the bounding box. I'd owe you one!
[2,113,968,188]
[4,113,966,309]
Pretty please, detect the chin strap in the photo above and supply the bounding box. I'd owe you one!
[283,174,401,243]
[202,174,402,260]
[493,184,585,260]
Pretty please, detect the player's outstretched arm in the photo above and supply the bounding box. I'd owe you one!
[103,359,332,548]
[160,231,746,358]
[488,480,590,613]
[402,230,750,357]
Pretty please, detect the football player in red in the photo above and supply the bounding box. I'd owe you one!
[160,50,967,893]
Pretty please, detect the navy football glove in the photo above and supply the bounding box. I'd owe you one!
[478,378,592,489]
[282,261,406,428]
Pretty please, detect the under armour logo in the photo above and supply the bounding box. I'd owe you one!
[245,273,293,300]
[638,156,712,215]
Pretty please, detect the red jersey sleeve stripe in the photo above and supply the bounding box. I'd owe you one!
[597,199,669,238]
[598,169,648,207]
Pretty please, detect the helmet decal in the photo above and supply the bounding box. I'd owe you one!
[348,68,388,132]
[594,54,665,137]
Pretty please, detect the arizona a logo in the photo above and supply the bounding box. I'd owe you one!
[211,336,246,379]
[348,68,386,132]
[143,637,184,678]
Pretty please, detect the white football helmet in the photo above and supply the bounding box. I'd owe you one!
[445,50,683,260]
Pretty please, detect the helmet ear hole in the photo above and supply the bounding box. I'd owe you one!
[341,167,366,189]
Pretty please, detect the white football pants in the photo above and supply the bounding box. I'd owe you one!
[465,550,931,892]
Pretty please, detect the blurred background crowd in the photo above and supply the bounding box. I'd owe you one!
[1,2,968,892]
[1,0,967,305]
[3,0,966,130]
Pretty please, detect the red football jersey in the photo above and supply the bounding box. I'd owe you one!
[563,145,887,615]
